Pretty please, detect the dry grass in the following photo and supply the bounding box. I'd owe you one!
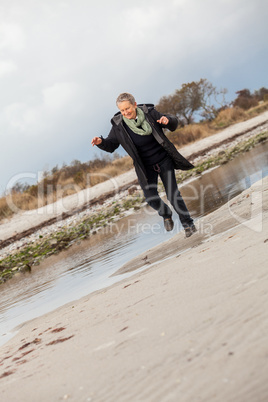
[0,197,12,220]
[169,102,268,148]
[211,107,246,129]
[0,192,39,220]
[211,101,268,129]
[112,155,133,170]
[0,156,134,222]
[168,123,214,147]
[245,100,268,117]
[75,156,133,187]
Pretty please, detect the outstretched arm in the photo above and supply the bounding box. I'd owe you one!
[152,109,178,131]
[157,116,170,126]
[91,137,102,146]
[91,127,120,153]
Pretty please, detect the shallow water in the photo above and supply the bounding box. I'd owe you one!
[0,142,267,345]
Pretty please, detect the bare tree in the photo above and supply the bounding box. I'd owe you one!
[156,78,228,124]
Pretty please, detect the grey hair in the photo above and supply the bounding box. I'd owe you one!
[116,93,136,107]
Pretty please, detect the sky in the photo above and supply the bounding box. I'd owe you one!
[0,0,267,194]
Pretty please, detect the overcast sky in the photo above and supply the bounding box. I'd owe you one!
[0,0,267,194]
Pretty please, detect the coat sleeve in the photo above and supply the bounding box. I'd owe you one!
[97,126,120,153]
[150,108,178,132]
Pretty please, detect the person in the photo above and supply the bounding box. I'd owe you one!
[91,93,196,238]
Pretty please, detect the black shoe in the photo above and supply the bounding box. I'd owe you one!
[164,217,174,232]
[185,224,197,238]
[191,224,197,233]
[185,227,192,238]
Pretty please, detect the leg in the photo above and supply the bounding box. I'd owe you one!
[159,157,194,228]
[141,166,172,219]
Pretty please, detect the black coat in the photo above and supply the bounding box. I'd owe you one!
[97,104,194,188]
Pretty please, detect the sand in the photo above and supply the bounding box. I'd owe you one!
[0,176,267,402]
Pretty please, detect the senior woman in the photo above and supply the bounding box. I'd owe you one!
[91,93,196,238]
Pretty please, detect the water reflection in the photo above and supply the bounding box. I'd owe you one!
[0,141,267,344]
[181,144,267,218]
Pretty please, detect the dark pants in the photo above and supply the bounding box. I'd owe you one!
[141,156,193,228]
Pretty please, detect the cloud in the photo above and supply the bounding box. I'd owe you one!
[0,59,17,76]
[42,82,79,111]
[2,102,32,131]
[0,81,82,137]
[0,22,25,51]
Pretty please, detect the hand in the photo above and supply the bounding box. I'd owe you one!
[157,116,169,125]
[91,137,102,146]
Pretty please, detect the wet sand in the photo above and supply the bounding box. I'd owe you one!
[0,176,267,402]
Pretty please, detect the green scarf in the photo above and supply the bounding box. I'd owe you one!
[123,107,152,136]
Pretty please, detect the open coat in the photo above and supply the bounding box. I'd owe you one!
[97,104,194,188]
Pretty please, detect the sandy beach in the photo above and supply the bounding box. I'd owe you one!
[0,174,267,402]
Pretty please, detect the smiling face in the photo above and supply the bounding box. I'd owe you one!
[118,100,137,120]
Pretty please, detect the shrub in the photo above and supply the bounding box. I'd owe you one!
[245,100,268,117]
[168,123,212,147]
[233,89,259,110]
[0,197,12,220]
[212,107,246,129]
[234,97,258,110]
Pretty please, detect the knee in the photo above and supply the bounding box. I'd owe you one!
[167,190,182,205]
[145,193,160,205]
[142,186,159,203]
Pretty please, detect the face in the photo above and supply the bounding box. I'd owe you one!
[118,101,137,120]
